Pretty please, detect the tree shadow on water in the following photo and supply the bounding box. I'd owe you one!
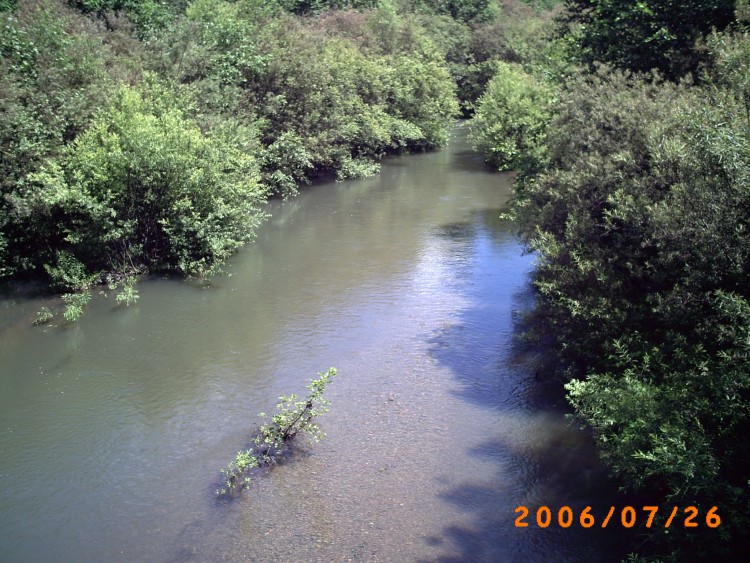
[420,437,632,562]
[422,221,633,562]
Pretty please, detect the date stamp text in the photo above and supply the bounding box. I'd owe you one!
[514,505,722,529]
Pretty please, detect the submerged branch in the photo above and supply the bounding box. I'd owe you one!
[217,368,337,498]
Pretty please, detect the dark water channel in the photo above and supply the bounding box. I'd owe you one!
[0,125,626,562]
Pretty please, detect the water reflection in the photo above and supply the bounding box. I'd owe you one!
[0,125,626,562]
[424,214,629,562]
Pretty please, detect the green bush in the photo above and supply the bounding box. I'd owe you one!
[560,0,736,77]
[414,0,495,23]
[218,368,337,496]
[512,65,750,557]
[69,0,181,38]
[470,61,553,173]
[1,0,112,277]
[706,30,750,120]
[20,79,267,291]
[1,0,463,319]
[155,2,458,194]
[448,1,561,114]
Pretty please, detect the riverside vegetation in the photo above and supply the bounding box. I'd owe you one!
[8,0,742,560]
[218,368,337,497]
[3,0,542,320]
[470,0,750,559]
[1,0,556,321]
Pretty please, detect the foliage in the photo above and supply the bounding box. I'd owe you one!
[437,0,562,114]
[559,0,736,77]
[739,0,750,24]
[503,63,750,557]
[33,306,54,325]
[18,78,267,292]
[2,0,467,318]
[218,368,337,496]
[279,0,377,16]
[518,0,559,10]
[0,0,112,278]
[61,290,91,322]
[470,61,553,173]
[415,0,496,23]
[387,54,459,148]
[69,0,182,37]
[154,0,458,195]
[705,30,750,119]
[113,274,139,306]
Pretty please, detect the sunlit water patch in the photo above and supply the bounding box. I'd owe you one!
[0,125,627,562]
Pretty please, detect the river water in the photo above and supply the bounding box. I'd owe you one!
[0,125,625,562]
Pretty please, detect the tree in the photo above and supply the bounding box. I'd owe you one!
[416,0,495,23]
[508,65,750,557]
[16,78,266,312]
[470,61,553,173]
[561,0,736,77]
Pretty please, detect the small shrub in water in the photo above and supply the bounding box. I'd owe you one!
[61,291,91,323]
[33,307,54,325]
[217,367,337,497]
[114,276,139,307]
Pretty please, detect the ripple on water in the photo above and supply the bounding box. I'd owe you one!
[0,125,628,562]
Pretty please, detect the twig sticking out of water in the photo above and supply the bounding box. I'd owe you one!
[217,368,337,497]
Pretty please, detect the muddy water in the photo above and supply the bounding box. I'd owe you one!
[0,125,625,562]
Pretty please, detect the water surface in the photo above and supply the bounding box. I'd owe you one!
[0,125,624,562]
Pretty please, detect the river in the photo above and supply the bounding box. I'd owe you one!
[0,125,626,562]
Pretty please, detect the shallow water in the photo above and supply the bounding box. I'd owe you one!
[0,125,626,562]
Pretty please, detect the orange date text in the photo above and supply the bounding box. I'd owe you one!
[514,505,721,529]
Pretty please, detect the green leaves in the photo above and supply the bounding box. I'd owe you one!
[218,368,337,497]
[561,0,736,77]
[512,59,750,556]
[163,2,458,194]
[470,61,553,174]
[3,0,463,323]
[16,77,266,317]
[1,1,112,279]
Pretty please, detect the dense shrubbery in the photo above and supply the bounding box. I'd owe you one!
[1,0,114,279]
[544,67,750,558]
[429,0,560,114]
[560,0,736,78]
[469,61,553,172]
[414,0,495,23]
[156,0,459,194]
[2,0,478,318]
[471,2,750,558]
[0,0,559,322]
[10,77,267,318]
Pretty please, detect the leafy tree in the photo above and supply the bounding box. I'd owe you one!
[16,78,266,310]
[705,29,750,119]
[155,0,457,195]
[68,0,183,37]
[387,54,459,148]
[438,0,562,114]
[470,61,553,173]
[1,0,112,278]
[560,0,736,77]
[518,0,560,10]
[279,0,377,15]
[502,64,750,557]
[415,0,495,23]
[1,0,460,318]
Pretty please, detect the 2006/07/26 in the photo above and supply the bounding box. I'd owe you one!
[515,505,722,529]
